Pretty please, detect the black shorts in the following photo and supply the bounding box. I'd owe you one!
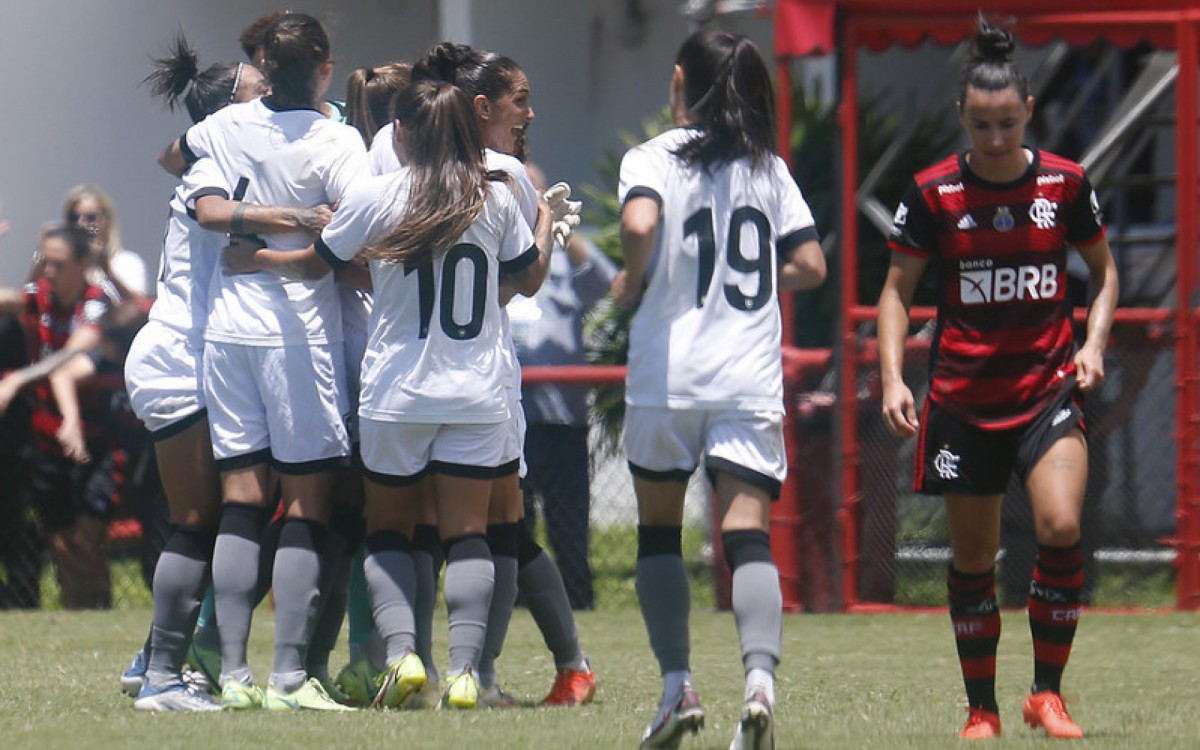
[26,445,119,531]
[913,388,1085,496]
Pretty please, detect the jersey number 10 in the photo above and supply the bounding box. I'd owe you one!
[405,243,488,340]
[684,206,774,311]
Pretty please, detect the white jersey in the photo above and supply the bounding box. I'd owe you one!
[487,149,539,396]
[368,123,401,176]
[181,98,369,346]
[147,158,225,348]
[318,169,539,424]
[618,127,819,412]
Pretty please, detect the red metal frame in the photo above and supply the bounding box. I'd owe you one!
[774,3,1200,610]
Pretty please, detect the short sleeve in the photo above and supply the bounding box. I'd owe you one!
[318,175,391,266]
[887,179,937,258]
[771,157,820,259]
[495,186,536,271]
[323,128,371,205]
[618,141,666,208]
[1064,173,1105,246]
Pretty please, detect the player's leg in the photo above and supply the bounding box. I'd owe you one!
[477,469,521,706]
[1020,425,1087,739]
[404,480,443,707]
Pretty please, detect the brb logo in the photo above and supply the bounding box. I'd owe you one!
[959,261,1059,305]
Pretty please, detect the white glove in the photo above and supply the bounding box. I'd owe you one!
[543,181,582,223]
[543,181,582,247]
[552,212,581,247]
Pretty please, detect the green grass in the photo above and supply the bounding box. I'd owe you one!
[0,607,1196,749]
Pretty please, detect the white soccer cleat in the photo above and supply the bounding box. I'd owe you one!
[134,679,222,712]
[729,690,774,750]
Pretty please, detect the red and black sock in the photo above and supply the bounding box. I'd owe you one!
[1028,543,1084,694]
[948,566,1001,713]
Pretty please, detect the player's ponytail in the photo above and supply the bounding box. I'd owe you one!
[145,34,245,124]
[345,62,412,146]
[365,80,504,267]
[958,14,1029,105]
[261,13,331,110]
[672,29,775,170]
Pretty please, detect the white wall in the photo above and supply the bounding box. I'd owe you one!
[0,0,773,289]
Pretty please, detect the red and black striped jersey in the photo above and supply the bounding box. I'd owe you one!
[23,278,111,448]
[888,149,1105,430]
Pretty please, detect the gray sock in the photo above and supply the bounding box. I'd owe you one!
[732,561,783,673]
[212,503,266,685]
[636,525,690,674]
[478,524,519,687]
[519,550,584,669]
[305,522,353,679]
[269,519,326,693]
[443,535,494,675]
[363,531,417,664]
[145,526,214,684]
[412,524,441,678]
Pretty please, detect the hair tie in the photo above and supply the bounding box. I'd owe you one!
[229,62,244,104]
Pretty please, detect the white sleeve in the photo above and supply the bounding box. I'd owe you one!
[181,111,218,164]
[771,157,819,248]
[318,176,389,264]
[322,128,371,204]
[495,187,535,265]
[618,140,666,207]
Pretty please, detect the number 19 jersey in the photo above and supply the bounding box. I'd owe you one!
[618,128,819,412]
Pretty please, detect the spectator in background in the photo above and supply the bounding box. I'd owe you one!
[0,226,116,609]
[511,164,615,610]
[62,184,149,303]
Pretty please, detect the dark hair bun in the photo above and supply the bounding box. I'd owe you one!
[971,16,1015,64]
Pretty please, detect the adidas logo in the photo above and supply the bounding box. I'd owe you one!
[956,213,977,230]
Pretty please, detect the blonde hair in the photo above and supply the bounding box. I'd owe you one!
[62,184,123,259]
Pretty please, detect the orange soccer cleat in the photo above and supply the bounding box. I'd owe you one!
[960,707,1002,740]
[1022,691,1083,739]
[541,661,596,707]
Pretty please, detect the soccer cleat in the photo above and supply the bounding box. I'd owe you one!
[219,678,265,710]
[315,675,353,706]
[371,652,426,710]
[960,707,1002,740]
[335,657,380,707]
[478,683,521,709]
[186,641,222,692]
[264,677,355,711]
[729,689,774,750]
[1023,691,1083,739]
[120,650,147,698]
[640,682,705,749]
[181,666,215,695]
[442,668,480,710]
[402,675,441,710]
[134,678,222,712]
[542,661,596,707]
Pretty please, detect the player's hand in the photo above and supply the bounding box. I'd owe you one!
[881,381,919,438]
[1073,344,1106,392]
[552,213,581,247]
[611,269,643,311]
[296,204,334,236]
[222,235,266,275]
[56,419,91,464]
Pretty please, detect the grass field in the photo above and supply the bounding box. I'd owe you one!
[0,607,1196,749]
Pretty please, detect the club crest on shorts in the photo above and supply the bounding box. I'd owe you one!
[934,447,961,480]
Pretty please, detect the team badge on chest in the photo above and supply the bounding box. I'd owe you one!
[992,206,1014,232]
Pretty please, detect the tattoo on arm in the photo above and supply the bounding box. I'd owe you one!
[231,203,248,236]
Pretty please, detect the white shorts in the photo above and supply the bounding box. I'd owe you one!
[360,417,519,484]
[124,321,206,437]
[501,387,527,479]
[623,404,786,498]
[203,340,350,472]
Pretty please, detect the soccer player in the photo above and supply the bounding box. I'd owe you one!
[877,16,1118,741]
[410,42,596,710]
[157,12,368,712]
[126,35,336,711]
[223,77,553,711]
[613,29,825,750]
